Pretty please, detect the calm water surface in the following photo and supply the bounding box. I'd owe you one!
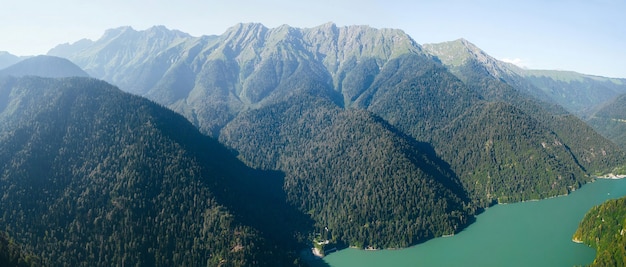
[322,178,626,267]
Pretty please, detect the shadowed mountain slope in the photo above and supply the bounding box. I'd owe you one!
[0,76,311,266]
[220,90,473,248]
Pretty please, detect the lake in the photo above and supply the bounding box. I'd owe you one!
[320,178,626,267]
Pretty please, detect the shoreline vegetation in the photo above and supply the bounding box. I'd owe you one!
[316,176,626,266]
[512,173,626,204]
[306,174,626,261]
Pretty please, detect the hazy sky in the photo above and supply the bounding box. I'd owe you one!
[1,0,625,78]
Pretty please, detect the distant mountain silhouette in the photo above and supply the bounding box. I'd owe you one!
[0,51,25,70]
[0,55,89,78]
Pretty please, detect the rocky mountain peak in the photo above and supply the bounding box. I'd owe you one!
[303,23,423,74]
[145,25,191,39]
[222,23,268,41]
[101,26,136,40]
[424,38,513,78]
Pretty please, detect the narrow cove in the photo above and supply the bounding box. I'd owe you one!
[320,178,626,267]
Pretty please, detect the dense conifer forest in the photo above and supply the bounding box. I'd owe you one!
[574,196,626,267]
[0,76,309,266]
[0,232,41,266]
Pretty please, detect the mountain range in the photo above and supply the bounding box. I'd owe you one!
[0,23,624,265]
[45,24,626,146]
[423,39,626,117]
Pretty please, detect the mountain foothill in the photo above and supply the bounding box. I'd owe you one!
[0,22,624,266]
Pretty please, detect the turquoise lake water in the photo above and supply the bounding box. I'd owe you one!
[321,178,626,267]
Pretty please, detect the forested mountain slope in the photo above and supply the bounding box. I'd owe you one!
[513,68,626,118]
[220,90,472,249]
[0,232,41,267]
[344,53,595,205]
[436,102,586,203]
[573,196,626,267]
[587,94,626,150]
[423,39,625,176]
[0,76,309,266]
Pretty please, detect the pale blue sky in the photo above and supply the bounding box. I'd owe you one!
[1,0,624,78]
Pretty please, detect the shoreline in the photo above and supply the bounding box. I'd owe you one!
[595,174,626,180]
[304,175,625,261]
[312,247,324,258]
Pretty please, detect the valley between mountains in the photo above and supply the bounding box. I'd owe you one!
[1,23,625,266]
